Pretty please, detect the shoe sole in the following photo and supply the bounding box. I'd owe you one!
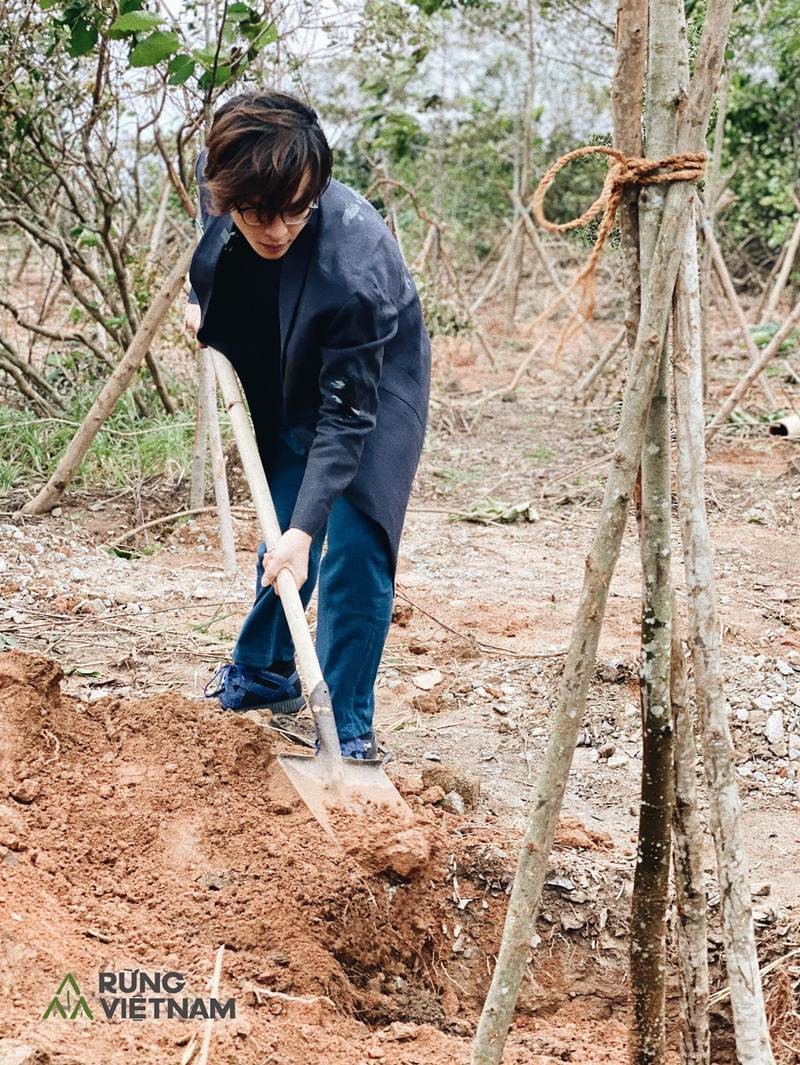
[226,695,306,716]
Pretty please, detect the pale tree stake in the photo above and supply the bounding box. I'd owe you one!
[21,241,195,516]
[669,610,710,1065]
[471,0,734,1057]
[199,347,237,571]
[699,207,777,408]
[673,214,775,1064]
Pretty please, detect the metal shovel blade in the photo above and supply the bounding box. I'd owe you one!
[278,750,410,845]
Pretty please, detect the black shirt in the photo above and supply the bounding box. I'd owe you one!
[201,228,287,447]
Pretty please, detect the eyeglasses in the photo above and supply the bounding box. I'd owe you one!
[234,201,319,228]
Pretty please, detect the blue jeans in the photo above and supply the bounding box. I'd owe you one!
[233,434,394,742]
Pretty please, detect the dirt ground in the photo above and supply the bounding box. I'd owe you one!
[1,307,800,1063]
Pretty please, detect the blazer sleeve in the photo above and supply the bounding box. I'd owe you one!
[289,284,399,538]
[188,150,211,306]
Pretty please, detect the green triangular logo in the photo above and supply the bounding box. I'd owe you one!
[42,973,93,1021]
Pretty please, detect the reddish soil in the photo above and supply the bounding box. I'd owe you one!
[0,650,631,1064]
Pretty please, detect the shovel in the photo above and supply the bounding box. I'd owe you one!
[210,348,412,844]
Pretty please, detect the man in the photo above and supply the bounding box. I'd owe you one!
[186,91,431,760]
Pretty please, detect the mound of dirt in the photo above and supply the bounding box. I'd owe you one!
[0,651,629,1064]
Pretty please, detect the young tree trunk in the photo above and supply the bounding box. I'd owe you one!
[630,342,674,1065]
[669,610,710,1065]
[673,215,775,1064]
[472,0,733,1056]
[627,0,682,1054]
[471,179,696,1065]
[21,241,194,515]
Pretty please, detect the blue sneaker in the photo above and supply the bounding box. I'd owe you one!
[315,730,392,762]
[204,663,304,715]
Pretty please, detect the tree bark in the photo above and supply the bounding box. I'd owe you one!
[21,241,194,515]
[628,0,682,1055]
[669,612,710,1065]
[673,215,775,1064]
[471,179,696,1065]
[472,0,734,1056]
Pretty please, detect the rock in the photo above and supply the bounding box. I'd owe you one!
[419,785,445,806]
[752,882,771,898]
[421,765,480,809]
[560,913,586,932]
[391,602,413,627]
[389,766,424,797]
[440,791,465,816]
[0,804,25,849]
[98,784,114,799]
[597,743,615,760]
[0,1042,49,1065]
[380,1021,417,1042]
[555,813,613,851]
[755,693,774,712]
[9,779,40,805]
[607,754,629,769]
[412,669,444,691]
[765,710,785,746]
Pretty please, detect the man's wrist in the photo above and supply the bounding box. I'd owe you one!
[287,526,313,546]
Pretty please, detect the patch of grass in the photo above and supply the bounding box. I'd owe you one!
[525,443,553,463]
[431,466,478,483]
[0,374,228,493]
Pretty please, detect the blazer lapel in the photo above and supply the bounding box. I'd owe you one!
[193,213,236,322]
[279,209,319,358]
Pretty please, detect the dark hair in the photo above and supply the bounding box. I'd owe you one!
[203,91,332,217]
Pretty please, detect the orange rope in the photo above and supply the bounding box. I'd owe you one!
[524,145,706,361]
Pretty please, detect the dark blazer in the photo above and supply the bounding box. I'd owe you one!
[188,160,431,574]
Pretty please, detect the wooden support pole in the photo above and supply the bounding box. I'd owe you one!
[200,347,237,571]
[21,241,195,515]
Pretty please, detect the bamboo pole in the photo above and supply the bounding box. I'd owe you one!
[21,241,194,515]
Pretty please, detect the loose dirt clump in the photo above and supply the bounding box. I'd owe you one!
[0,649,631,1063]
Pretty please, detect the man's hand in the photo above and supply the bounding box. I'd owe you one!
[261,528,313,595]
[184,302,201,338]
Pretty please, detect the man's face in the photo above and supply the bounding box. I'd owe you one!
[230,169,315,260]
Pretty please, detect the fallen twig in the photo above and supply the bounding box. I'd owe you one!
[197,945,225,1065]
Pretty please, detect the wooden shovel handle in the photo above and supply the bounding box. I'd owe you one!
[209,348,324,694]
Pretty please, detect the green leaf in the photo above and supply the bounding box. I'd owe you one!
[167,53,195,85]
[38,0,61,10]
[198,63,232,88]
[120,0,145,10]
[110,10,164,32]
[246,20,277,50]
[129,29,180,67]
[68,19,98,56]
[225,2,253,21]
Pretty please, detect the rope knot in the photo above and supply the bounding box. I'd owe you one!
[524,144,706,361]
